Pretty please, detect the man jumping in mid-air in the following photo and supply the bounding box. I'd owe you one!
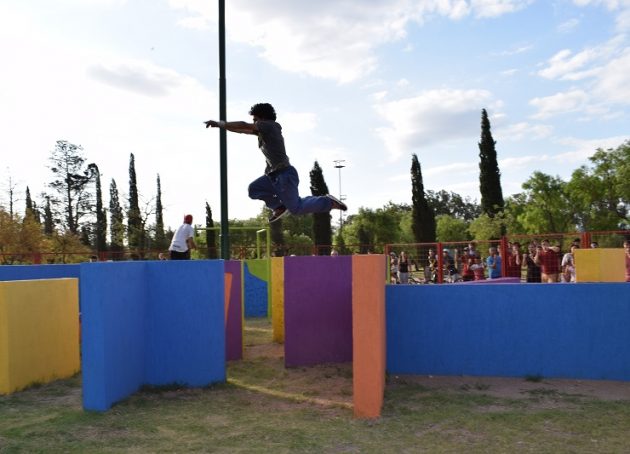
[205,103,347,223]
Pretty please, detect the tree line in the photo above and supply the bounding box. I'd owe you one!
[1,110,629,262]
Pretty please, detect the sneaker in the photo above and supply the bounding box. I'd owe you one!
[326,194,348,211]
[269,206,289,223]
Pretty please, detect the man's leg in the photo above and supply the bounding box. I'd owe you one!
[248,174,283,209]
[271,167,331,214]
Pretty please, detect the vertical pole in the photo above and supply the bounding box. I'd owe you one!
[218,0,230,260]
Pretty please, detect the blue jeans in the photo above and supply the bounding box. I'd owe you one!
[248,166,333,214]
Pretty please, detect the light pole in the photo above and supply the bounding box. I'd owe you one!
[333,160,346,231]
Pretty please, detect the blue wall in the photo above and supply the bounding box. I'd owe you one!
[387,283,630,381]
[244,263,268,317]
[0,264,80,281]
[81,260,226,411]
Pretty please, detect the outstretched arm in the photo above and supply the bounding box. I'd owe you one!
[204,120,257,134]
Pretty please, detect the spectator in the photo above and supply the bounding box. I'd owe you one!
[561,244,579,283]
[390,252,399,284]
[169,214,196,260]
[442,249,460,282]
[523,242,542,283]
[590,241,599,248]
[624,240,630,283]
[506,242,522,278]
[534,239,560,283]
[399,251,410,284]
[425,248,438,283]
[486,247,502,279]
[330,249,339,256]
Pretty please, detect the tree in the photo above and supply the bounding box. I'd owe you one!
[566,142,630,230]
[205,202,217,259]
[270,215,285,257]
[411,154,436,243]
[468,213,507,241]
[89,164,107,253]
[24,186,40,224]
[154,175,168,250]
[309,161,332,255]
[43,195,54,235]
[127,153,144,253]
[47,140,94,234]
[478,109,504,218]
[436,215,470,242]
[109,179,125,259]
[518,172,574,234]
[425,190,481,221]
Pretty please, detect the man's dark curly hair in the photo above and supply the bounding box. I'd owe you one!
[249,103,277,121]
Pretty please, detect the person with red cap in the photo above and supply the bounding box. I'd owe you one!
[168,214,196,260]
[204,103,347,223]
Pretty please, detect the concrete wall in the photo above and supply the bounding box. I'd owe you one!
[387,283,630,381]
[80,260,226,411]
[0,278,80,394]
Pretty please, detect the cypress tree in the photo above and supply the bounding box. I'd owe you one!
[43,196,54,235]
[309,161,332,255]
[89,164,107,253]
[478,109,504,217]
[205,202,217,259]
[127,153,143,253]
[411,154,436,242]
[24,187,40,223]
[154,174,167,250]
[109,179,125,259]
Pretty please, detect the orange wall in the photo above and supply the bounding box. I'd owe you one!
[352,255,386,419]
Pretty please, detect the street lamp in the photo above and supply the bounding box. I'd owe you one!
[333,160,346,231]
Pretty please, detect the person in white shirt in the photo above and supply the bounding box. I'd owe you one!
[169,214,196,260]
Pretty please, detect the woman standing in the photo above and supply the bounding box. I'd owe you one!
[398,251,410,284]
[523,242,542,283]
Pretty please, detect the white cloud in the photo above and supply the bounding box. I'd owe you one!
[557,18,580,33]
[167,0,534,84]
[537,35,624,80]
[554,135,630,161]
[592,48,630,103]
[374,89,495,160]
[529,89,589,119]
[471,0,533,18]
[495,122,554,140]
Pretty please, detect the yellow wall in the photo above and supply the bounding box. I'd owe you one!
[0,278,80,394]
[575,249,626,283]
[270,257,284,343]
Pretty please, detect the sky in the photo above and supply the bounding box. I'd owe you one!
[1,0,629,231]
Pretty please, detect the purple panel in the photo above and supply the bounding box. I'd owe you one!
[457,277,521,285]
[284,256,353,367]
[225,260,243,361]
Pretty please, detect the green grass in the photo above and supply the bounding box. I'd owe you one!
[2,319,630,453]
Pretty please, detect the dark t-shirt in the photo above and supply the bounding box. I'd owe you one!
[255,120,291,174]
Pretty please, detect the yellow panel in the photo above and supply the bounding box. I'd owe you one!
[0,285,8,394]
[270,257,285,343]
[575,249,626,283]
[0,279,80,395]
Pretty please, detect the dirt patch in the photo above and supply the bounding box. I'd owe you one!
[390,374,630,401]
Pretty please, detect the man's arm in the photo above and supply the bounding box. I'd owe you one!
[204,120,257,134]
[186,236,196,251]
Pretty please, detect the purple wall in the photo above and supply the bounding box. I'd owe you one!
[224,260,243,361]
[284,256,352,367]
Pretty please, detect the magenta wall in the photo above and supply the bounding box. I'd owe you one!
[283,256,352,367]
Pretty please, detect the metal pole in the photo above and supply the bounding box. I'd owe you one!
[218,0,230,260]
[334,160,345,231]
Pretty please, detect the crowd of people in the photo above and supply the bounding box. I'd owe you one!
[389,239,630,284]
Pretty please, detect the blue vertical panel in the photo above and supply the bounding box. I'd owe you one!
[80,262,146,411]
[386,283,630,381]
[243,263,268,317]
[144,260,226,386]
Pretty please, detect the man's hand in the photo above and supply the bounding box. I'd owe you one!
[204,120,219,128]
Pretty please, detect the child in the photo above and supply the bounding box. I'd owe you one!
[205,103,347,222]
